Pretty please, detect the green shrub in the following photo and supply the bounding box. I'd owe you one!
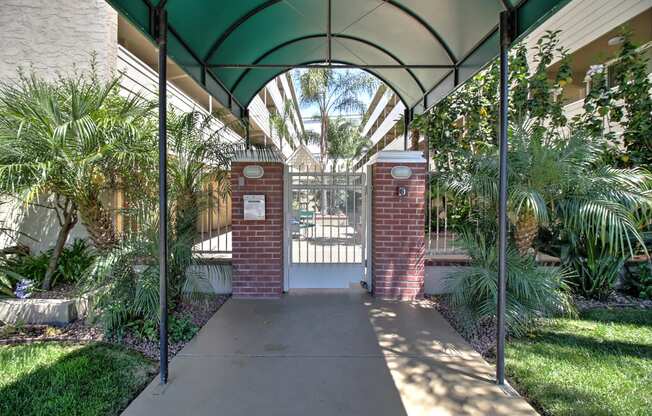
[446,230,575,337]
[0,257,22,296]
[127,315,198,343]
[624,263,652,300]
[4,239,95,291]
[566,253,625,301]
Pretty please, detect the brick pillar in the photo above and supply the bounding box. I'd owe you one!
[231,159,284,298]
[370,151,427,300]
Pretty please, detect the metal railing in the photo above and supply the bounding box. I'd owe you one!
[195,184,232,254]
[426,173,468,256]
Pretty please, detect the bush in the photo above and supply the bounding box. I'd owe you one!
[565,252,625,301]
[623,263,652,300]
[4,239,95,292]
[446,231,575,337]
[127,314,198,343]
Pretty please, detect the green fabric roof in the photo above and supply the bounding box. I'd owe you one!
[105,0,568,118]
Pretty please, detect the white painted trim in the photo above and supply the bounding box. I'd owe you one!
[367,150,426,165]
[361,90,391,137]
[369,101,405,146]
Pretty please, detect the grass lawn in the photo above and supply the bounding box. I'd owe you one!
[0,342,156,416]
[507,308,652,416]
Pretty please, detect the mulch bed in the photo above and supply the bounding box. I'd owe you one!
[28,283,78,299]
[116,295,229,360]
[0,295,229,362]
[574,292,652,311]
[427,295,497,358]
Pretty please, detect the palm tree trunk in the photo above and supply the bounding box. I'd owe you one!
[515,211,538,256]
[42,201,77,290]
[78,195,117,251]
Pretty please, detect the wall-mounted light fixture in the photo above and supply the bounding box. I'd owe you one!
[243,165,264,179]
[390,165,413,180]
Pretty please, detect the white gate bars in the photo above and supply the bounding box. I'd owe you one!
[284,170,367,289]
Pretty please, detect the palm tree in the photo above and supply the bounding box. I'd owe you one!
[447,229,574,337]
[297,68,376,169]
[326,117,371,172]
[81,110,237,332]
[446,120,652,257]
[269,98,295,153]
[167,109,235,244]
[0,68,156,289]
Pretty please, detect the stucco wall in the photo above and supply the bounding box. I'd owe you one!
[0,0,118,82]
[0,1,118,253]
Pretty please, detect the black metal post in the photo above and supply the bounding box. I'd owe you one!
[403,108,410,150]
[327,0,332,64]
[497,10,513,386]
[244,109,250,149]
[156,7,169,385]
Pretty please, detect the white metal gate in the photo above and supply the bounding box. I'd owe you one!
[284,169,368,289]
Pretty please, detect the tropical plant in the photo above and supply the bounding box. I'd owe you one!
[0,254,23,297]
[446,230,574,337]
[561,237,626,301]
[81,108,235,334]
[0,64,156,289]
[81,215,172,333]
[623,262,652,300]
[446,121,652,256]
[296,68,377,168]
[269,98,296,153]
[326,117,371,172]
[129,313,198,343]
[4,238,96,292]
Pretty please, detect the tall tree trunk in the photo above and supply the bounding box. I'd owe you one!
[42,200,77,290]
[78,194,117,251]
[515,211,538,256]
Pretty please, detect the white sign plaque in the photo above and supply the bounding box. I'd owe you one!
[243,194,265,220]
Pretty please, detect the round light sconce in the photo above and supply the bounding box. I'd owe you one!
[390,165,413,180]
[243,165,264,179]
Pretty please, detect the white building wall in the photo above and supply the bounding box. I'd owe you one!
[0,0,118,82]
[524,0,652,67]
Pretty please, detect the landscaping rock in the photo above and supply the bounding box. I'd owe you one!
[0,289,95,325]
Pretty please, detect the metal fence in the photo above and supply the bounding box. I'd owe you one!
[194,184,232,254]
[110,186,232,254]
[426,173,467,256]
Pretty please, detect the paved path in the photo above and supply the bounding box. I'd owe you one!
[122,291,537,416]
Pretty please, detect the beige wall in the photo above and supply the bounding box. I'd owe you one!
[0,0,117,82]
[0,1,119,252]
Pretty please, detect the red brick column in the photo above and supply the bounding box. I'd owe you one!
[370,151,427,300]
[231,161,284,298]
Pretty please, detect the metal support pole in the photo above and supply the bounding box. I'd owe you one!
[244,109,250,149]
[403,108,410,150]
[156,7,169,385]
[497,10,513,386]
[327,0,332,64]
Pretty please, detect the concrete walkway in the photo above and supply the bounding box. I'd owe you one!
[122,291,536,416]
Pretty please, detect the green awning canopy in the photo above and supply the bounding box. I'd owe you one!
[105,0,568,119]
